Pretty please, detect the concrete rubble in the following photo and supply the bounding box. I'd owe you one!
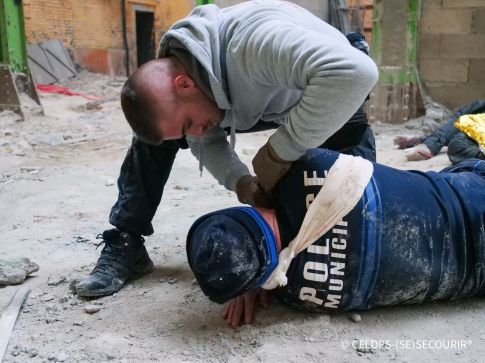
[0,258,39,286]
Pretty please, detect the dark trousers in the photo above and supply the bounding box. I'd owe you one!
[109,110,376,236]
[424,100,485,155]
[448,132,484,165]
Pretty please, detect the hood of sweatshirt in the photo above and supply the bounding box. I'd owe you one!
[158,4,231,112]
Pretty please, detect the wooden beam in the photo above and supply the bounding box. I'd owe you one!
[0,287,30,361]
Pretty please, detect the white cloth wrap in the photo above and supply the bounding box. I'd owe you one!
[261,153,374,290]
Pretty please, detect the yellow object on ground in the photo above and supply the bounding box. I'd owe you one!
[454,113,485,148]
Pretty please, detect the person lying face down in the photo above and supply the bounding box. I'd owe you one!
[186,149,485,327]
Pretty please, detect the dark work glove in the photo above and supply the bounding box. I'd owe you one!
[236,175,274,208]
[252,141,293,194]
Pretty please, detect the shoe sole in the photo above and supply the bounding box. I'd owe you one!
[75,260,154,298]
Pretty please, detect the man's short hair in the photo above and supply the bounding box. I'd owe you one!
[120,79,163,145]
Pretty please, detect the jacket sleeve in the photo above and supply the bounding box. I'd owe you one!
[187,127,251,191]
[230,20,379,161]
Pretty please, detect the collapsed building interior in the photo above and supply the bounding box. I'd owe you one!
[1,0,485,362]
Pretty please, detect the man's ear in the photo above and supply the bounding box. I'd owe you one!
[173,75,196,94]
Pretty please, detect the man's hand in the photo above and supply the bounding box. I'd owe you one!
[393,135,423,149]
[222,289,271,328]
[252,141,293,194]
[236,175,274,208]
[404,144,433,161]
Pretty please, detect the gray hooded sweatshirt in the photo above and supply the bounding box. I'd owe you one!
[158,0,379,191]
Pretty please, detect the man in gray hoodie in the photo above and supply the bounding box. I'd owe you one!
[71,1,378,298]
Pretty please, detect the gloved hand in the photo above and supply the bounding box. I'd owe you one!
[252,141,293,194]
[236,175,274,208]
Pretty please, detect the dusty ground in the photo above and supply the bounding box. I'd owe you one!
[1,71,484,363]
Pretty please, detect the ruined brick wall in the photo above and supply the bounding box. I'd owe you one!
[419,0,485,109]
[23,0,122,49]
[22,0,193,75]
[158,0,195,31]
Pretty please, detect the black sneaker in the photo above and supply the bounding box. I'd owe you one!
[71,229,154,297]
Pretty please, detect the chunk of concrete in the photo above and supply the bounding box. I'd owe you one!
[0,258,39,286]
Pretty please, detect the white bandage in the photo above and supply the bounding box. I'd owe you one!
[261,153,373,290]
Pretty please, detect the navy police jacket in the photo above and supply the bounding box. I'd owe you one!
[273,149,485,312]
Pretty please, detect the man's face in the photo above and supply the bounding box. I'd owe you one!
[148,75,225,141]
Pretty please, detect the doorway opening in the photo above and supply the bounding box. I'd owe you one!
[135,10,155,67]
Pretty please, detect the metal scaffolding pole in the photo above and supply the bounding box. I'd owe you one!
[0,0,42,118]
